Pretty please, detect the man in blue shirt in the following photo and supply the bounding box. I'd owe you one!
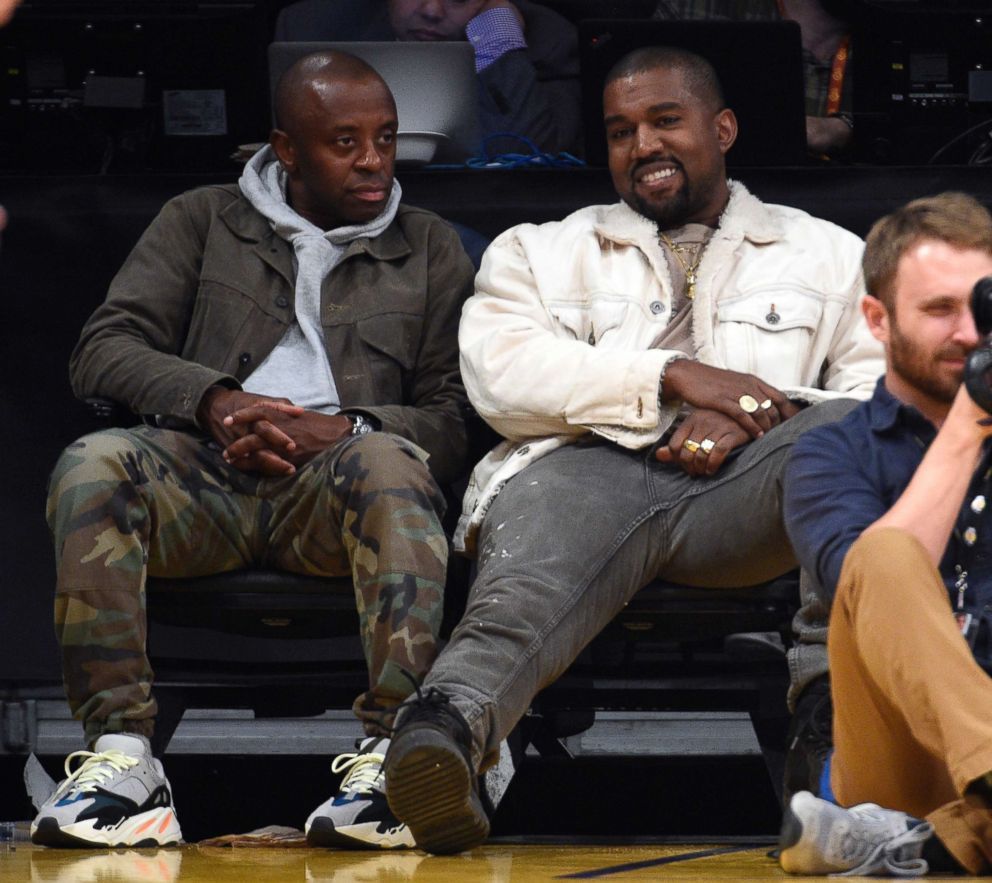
[780,192,992,876]
[274,0,582,156]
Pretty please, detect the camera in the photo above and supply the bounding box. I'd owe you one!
[964,276,992,413]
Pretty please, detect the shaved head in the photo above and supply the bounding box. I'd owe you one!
[604,46,725,113]
[269,49,398,230]
[273,50,395,134]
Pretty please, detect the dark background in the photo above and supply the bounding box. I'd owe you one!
[1,0,991,838]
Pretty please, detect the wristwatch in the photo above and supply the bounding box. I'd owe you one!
[350,414,376,436]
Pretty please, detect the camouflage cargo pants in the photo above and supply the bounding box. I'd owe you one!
[46,425,448,745]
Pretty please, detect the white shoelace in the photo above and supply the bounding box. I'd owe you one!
[835,817,934,877]
[331,749,387,796]
[57,749,140,798]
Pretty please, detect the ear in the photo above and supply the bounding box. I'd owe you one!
[714,108,738,155]
[862,294,890,345]
[270,129,296,175]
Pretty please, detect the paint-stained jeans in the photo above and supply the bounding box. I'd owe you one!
[420,399,857,771]
[46,426,448,745]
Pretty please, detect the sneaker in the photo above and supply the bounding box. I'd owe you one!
[30,733,182,848]
[383,686,489,855]
[783,675,833,806]
[306,737,415,850]
[779,791,933,877]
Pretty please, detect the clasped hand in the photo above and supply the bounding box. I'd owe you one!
[656,362,801,476]
[198,388,352,476]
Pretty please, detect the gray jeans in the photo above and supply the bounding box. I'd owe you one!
[423,399,855,770]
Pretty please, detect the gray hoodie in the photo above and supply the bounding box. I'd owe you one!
[237,145,402,413]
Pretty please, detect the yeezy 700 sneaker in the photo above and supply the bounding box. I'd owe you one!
[31,733,182,848]
[779,790,933,877]
[306,737,415,849]
[384,686,489,855]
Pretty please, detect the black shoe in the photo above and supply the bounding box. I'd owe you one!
[383,685,489,854]
[782,675,832,807]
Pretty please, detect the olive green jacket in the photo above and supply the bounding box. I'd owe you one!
[70,184,473,483]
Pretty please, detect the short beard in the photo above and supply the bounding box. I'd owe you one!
[627,184,691,230]
[888,320,964,404]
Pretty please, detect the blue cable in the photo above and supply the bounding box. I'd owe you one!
[426,132,586,170]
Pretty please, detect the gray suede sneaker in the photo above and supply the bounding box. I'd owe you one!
[383,686,489,854]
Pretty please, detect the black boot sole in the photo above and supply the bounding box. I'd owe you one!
[385,727,489,855]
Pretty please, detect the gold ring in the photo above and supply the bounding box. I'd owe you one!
[739,394,759,413]
[682,439,701,454]
[700,438,716,454]
[760,399,773,410]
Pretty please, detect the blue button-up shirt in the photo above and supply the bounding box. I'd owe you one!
[785,377,992,665]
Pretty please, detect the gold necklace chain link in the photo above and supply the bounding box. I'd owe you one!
[658,230,703,300]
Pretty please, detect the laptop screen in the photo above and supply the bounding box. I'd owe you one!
[268,41,480,164]
[579,20,808,168]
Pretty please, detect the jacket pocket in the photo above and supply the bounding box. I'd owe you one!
[355,311,421,397]
[548,295,629,346]
[182,282,255,368]
[715,287,826,387]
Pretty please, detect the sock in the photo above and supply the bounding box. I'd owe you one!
[92,732,150,756]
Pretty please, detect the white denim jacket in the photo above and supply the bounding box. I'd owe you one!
[455,181,884,551]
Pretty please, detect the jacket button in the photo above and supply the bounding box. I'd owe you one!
[766,311,781,325]
[650,301,665,315]
[238,352,251,366]
[276,296,289,308]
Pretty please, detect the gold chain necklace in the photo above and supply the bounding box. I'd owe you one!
[658,230,703,300]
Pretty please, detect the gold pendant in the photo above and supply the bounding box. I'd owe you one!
[686,272,696,300]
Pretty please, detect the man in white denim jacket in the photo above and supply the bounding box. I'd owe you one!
[382,46,884,855]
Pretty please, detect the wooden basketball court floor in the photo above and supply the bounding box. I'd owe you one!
[1,840,784,882]
[4,838,974,882]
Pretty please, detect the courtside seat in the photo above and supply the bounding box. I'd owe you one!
[85,396,799,795]
[527,573,799,802]
[142,560,472,756]
[143,566,798,797]
[145,570,797,655]
[605,578,797,646]
[147,571,357,639]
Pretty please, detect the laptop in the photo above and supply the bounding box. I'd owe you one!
[578,20,808,167]
[268,41,480,165]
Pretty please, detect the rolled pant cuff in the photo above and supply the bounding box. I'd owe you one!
[927,797,992,875]
[84,716,155,748]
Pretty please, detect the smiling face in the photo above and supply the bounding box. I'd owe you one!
[387,0,486,41]
[603,64,736,229]
[864,239,992,420]
[271,74,397,231]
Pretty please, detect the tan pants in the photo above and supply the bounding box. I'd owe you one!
[830,528,992,874]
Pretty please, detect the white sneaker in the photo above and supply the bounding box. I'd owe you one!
[779,790,933,877]
[306,737,415,850]
[30,733,182,848]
